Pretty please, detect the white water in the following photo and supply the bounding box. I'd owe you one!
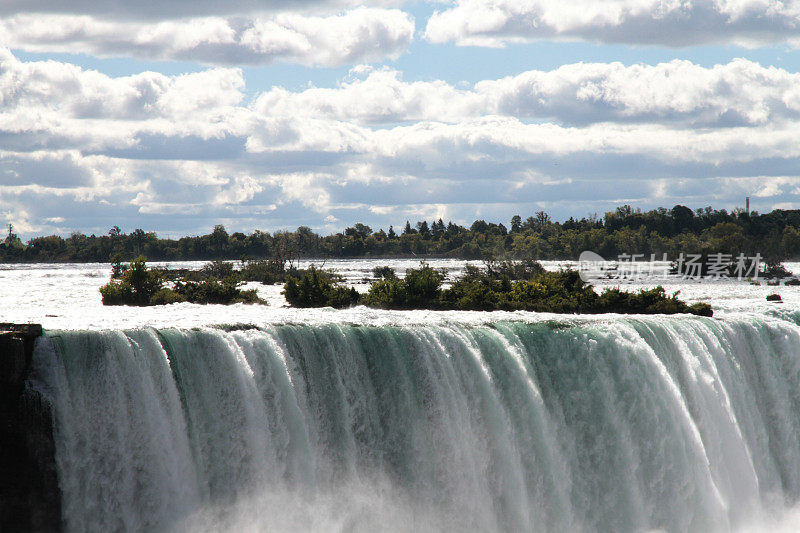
[8,259,800,531]
[25,315,800,532]
[3,259,800,329]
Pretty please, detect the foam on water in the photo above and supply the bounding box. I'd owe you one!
[25,315,800,532]
[2,260,800,329]
[10,259,800,531]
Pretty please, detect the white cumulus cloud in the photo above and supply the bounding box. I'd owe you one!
[0,8,415,67]
[425,0,800,48]
[0,0,403,20]
[3,50,800,237]
[252,60,800,127]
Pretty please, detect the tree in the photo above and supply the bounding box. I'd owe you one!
[130,228,147,256]
[294,226,318,254]
[388,225,397,239]
[403,221,415,235]
[671,205,695,233]
[100,256,162,305]
[345,223,373,240]
[782,226,800,258]
[283,266,359,308]
[535,211,551,230]
[470,220,489,233]
[210,224,229,256]
[125,256,161,303]
[431,219,445,239]
[510,215,522,233]
[4,223,19,246]
[616,205,633,218]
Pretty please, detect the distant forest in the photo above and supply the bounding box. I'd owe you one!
[3,205,800,263]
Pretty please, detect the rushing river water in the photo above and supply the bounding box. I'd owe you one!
[6,260,800,531]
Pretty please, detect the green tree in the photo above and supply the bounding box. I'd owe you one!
[100,256,162,305]
[345,223,373,240]
[210,224,229,256]
[417,221,431,239]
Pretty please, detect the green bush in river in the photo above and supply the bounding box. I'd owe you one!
[363,263,446,309]
[357,261,714,316]
[100,256,160,306]
[283,266,359,308]
[100,257,264,306]
[272,259,714,316]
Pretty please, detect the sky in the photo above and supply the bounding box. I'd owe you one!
[3,1,800,239]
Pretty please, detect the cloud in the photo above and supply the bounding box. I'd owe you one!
[0,0,402,20]
[0,8,415,67]
[0,49,251,154]
[252,59,800,128]
[424,0,800,48]
[3,50,800,237]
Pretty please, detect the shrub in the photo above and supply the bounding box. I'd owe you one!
[110,253,127,279]
[99,279,134,305]
[326,286,361,308]
[99,256,161,306]
[441,267,510,311]
[763,261,792,279]
[283,266,359,308]
[100,257,264,306]
[172,276,263,304]
[150,288,187,305]
[442,280,499,311]
[688,302,714,316]
[126,256,162,303]
[403,263,445,308]
[283,260,714,317]
[364,277,408,309]
[371,265,397,279]
[363,263,445,309]
[485,259,544,280]
[239,258,287,284]
[508,270,598,312]
[201,260,234,279]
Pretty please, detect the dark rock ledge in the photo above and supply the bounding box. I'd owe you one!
[0,324,60,532]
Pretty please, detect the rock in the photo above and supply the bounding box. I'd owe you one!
[766,293,783,302]
[0,324,60,532]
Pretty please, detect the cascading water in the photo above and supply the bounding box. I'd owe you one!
[24,316,800,532]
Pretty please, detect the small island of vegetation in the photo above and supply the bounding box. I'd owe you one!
[99,257,264,306]
[98,255,712,316]
[283,261,714,317]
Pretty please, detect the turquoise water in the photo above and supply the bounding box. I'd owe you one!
[27,316,800,532]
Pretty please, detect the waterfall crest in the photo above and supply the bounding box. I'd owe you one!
[27,316,800,532]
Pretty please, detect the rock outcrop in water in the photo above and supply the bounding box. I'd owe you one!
[0,324,60,532]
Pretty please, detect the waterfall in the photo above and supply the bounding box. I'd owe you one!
[25,316,800,532]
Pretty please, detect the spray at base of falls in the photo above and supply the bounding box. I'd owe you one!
[26,316,800,532]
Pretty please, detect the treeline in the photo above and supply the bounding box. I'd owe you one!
[4,205,800,263]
